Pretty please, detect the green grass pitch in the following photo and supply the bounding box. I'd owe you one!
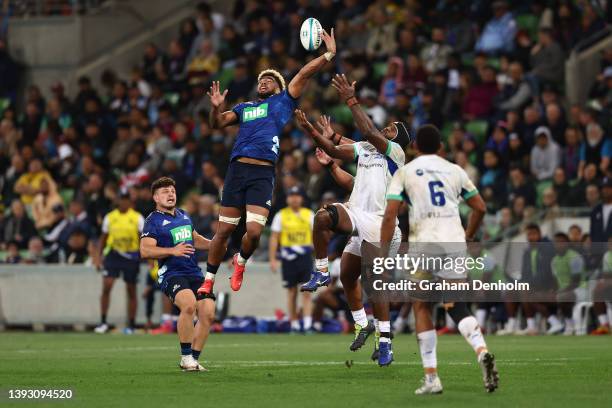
[1,333,611,407]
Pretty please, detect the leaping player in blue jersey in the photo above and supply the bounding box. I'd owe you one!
[198,28,337,297]
[140,177,213,371]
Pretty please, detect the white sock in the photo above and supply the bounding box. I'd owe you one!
[205,272,215,281]
[379,320,391,343]
[374,318,379,333]
[313,321,322,331]
[171,315,178,322]
[417,329,437,369]
[351,308,368,327]
[315,258,329,273]
[458,316,487,355]
[506,317,517,331]
[548,315,562,327]
[291,320,300,330]
[527,317,536,331]
[565,318,574,329]
[237,253,247,266]
[161,313,171,322]
[598,314,609,326]
[446,313,456,329]
[379,320,391,334]
[476,309,487,329]
[303,316,312,330]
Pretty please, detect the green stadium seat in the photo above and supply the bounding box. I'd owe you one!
[59,189,74,207]
[465,120,488,145]
[373,62,388,81]
[441,121,453,144]
[516,14,539,41]
[329,104,354,126]
[214,67,235,90]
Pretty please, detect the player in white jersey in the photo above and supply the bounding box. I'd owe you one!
[381,124,499,394]
[296,74,412,366]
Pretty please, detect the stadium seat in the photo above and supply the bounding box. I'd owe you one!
[516,14,539,40]
[59,188,74,207]
[214,67,235,90]
[373,62,388,81]
[465,120,488,145]
[329,104,354,126]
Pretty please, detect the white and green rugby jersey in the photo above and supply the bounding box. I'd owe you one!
[348,140,405,217]
[387,154,478,243]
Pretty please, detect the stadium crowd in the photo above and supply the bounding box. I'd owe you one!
[0,0,610,269]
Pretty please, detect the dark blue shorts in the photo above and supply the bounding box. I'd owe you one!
[161,274,215,302]
[103,250,140,284]
[221,161,275,210]
[281,255,313,288]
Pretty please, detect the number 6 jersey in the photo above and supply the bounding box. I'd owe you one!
[386,154,478,243]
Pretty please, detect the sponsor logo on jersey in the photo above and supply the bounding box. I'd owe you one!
[243,103,269,122]
[170,225,193,244]
[162,220,171,226]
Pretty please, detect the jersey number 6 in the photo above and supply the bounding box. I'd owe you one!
[428,181,446,207]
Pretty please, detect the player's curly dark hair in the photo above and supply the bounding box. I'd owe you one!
[416,124,442,154]
[151,176,176,194]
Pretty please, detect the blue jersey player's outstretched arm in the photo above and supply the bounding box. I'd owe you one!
[207,28,337,129]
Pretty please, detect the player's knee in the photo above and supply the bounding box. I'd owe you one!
[314,208,332,230]
[215,223,236,240]
[182,303,196,315]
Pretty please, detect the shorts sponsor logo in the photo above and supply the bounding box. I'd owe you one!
[170,225,192,244]
[173,284,180,292]
[243,104,268,122]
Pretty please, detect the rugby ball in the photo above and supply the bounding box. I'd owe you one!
[300,18,323,51]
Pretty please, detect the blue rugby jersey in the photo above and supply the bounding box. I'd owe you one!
[141,209,202,284]
[230,90,298,163]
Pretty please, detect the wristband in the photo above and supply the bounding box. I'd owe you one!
[324,51,335,62]
[332,132,341,144]
[346,96,359,107]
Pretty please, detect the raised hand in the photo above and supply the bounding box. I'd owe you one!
[321,28,336,55]
[331,74,356,101]
[207,81,228,108]
[316,115,335,139]
[295,109,315,132]
[315,147,333,166]
[171,242,195,258]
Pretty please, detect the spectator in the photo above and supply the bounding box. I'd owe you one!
[475,1,517,55]
[359,88,386,128]
[529,28,565,85]
[552,167,574,207]
[561,126,582,179]
[4,241,21,264]
[14,158,56,206]
[3,199,37,249]
[508,166,536,207]
[507,132,529,168]
[24,236,45,264]
[420,26,453,74]
[462,65,498,120]
[590,177,612,243]
[378,57,404,108]
[544,103,566,146]
[365,6,397,61]
[578,122,610,178]
[496,62,532,113]
[187,38,220,84]
[530,126,561,181]
[31,177,64,231]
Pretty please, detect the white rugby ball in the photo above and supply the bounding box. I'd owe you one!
[300,17,323,51]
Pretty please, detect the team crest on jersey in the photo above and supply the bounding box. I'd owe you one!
[416,169,424,176]
[243,103,269,122]
[170,225,192,244]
